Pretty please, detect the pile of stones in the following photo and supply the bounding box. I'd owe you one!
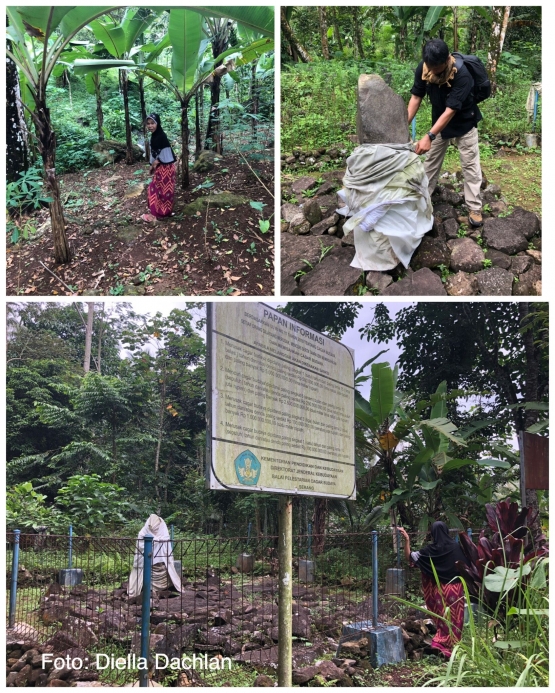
[281,73,541,297]
[281,171,541,296]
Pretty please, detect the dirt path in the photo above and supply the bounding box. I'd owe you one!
[7,155,274,297]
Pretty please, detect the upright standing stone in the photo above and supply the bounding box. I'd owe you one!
[357,75,410,145]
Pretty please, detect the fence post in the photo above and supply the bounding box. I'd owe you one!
[9,530,21,628]
[411,117,416,141]
[68,524,73,569]
[396,528,401,569]
[372,530,378,628]
[467,528,473,540]
[140,534,153,688]
[307,522,312,559]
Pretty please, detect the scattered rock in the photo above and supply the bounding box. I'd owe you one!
[475,267,514,295]
[292,666,319,684]
[448,237,485,273]
[192,150,223,173]
[310,214,339,235]
[298,247,361,296]
[526,249,541,264]
[512,264,542,296]
[253,674,275,686]
[281,203,302,223]
[381,268,447,296]
[442,218,460,240]
[482,218,529,255]
[445,271,479,296]
[485,249,512,270]
[411,236,450,270]
[510,255,532,275]
[366,270,393,293]
[291,176,319,196]
[433,204,458,221]
[182,193,248,215]
[303,199,323,226]
[92,140,143,166]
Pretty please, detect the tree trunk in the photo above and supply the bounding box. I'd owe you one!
[205,32,227,154]
[319,7,330,59]
[180,97,191,189]
[120,70,134,164]
[35,100,71,263]
[518,302,542,533]
[487,6,511,95]
[154,363,167,502]
[332,7,343,51]
[83,302,94,374]
[280,8,311,63]
[312,498,327,555]
[468,9,478,53]
[249,61,258,141]
[138,75,150,161]
[194,89,202,158]
[352,7,364,59]
[96,302,105,374]
[6,40,28,182]
[452,6,459,52]
[93,74,104,142]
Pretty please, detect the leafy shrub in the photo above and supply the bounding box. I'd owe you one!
[7,482,66,533]
[456,498,547,616]
[6,166,52,216]
[56,474,130,535]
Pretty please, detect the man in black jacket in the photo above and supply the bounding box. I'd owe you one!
[408,39,483,228]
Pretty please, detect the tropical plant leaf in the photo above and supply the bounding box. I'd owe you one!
[192,6,274,36]
[424,5,444,31]
[526,420,549,433]
[168,9,204,94]
[370,362,394,425]
[73,59,137,75]
[420,417,467,446]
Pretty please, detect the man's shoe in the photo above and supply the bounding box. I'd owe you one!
[469,211,483,228]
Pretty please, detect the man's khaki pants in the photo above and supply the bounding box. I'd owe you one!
[424,127,482,212]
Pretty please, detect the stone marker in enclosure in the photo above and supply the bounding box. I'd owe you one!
[356,74,410,144]
[206,303,356,500]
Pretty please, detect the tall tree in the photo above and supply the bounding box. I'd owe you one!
[318,7,330,60]
[487,6,511,95]
[281,7,311,63]
[6,18,29,182]
[6,7,124,262]
[83,303,94,374]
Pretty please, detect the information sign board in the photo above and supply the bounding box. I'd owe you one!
[206,303,355,499]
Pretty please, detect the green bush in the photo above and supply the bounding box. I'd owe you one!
[55,474,130,535]
[7,482,66,533]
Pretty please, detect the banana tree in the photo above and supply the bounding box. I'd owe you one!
[88,8,158,163]
[6,5,123,264]
[142,12,273,188]
[355,363,512,530]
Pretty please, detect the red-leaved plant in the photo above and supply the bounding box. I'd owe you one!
[456,499,548,615]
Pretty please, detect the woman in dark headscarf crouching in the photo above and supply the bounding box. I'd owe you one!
[398,522,469,658]
[142,113,177,222]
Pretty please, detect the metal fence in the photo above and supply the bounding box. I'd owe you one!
[6,528,469,686]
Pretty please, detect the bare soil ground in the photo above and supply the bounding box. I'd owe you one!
[6,155,274,297]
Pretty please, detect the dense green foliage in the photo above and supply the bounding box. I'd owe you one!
[282,6,541,154]
[6,301,548,540]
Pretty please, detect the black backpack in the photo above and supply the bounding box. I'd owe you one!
[452,52,491,103]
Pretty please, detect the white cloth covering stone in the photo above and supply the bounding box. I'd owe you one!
[128,514,183,598]
[338,143,433,270]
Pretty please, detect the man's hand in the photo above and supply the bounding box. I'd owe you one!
[414,136,432,155]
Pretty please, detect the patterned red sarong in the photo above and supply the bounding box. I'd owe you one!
[422,572,465,657]
[148,162,176,218]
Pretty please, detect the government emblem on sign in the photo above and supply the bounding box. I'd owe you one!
[234,450,261,486]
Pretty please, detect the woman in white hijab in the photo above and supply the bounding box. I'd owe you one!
[128,514,183,598]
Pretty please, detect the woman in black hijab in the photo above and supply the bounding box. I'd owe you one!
[399,522,468,658]
[141,113,177,222]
